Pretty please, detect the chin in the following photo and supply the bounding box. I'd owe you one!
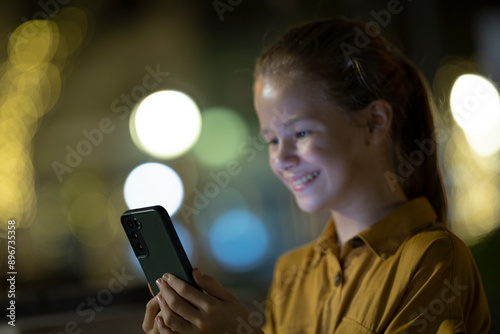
[296,197,323,213]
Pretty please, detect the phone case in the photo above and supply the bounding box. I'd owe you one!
[120,205,199,295]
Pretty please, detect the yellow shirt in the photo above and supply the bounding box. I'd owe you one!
[262,197,490,333]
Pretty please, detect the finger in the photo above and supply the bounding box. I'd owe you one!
[143,296,160,333]
[193,268,235,301]
[156,293,192,333]
[155,315,176,334]
[162,273,210,312]
[149,319,161,334]
[157,277,200,323]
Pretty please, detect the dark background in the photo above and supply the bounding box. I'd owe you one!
[0,0,499,333]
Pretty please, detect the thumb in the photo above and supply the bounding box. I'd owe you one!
[193,268,234,301]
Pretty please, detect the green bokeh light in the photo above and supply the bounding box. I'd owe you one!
[193,107,249,168]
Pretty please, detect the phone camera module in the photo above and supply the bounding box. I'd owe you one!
[135,220,142,229]
[127,220,134,228]
[132,231,139,239]
[137,242,144,251]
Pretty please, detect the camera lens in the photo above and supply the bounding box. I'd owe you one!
[137,242,143,250]
[132,231,139,239]
[127,220,133,228]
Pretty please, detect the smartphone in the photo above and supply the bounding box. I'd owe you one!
[120,205,199,295]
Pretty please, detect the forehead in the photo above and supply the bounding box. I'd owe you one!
[254,76,333,128]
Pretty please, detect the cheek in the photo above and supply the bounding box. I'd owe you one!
[268,151,279,175]
[298,141,329,163]
[299,142,350,176]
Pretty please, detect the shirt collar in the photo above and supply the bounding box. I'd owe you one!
[314,197,438,259]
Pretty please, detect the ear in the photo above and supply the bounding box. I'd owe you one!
[364,99,392,145]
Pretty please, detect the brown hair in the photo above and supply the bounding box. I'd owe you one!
[254,17,448,223]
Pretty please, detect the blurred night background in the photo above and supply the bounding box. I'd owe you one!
[0,0,499,333]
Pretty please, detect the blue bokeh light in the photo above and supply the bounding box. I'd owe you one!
[208,209,269,272]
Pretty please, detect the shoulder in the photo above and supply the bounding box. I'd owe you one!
[399,222,480,279]
[402,223,470,257]
[396,223,491,331]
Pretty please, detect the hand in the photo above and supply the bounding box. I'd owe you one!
[142,268,264,334]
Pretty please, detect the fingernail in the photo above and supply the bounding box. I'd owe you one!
[162,273,170,282]
[156,315,163,324]
[156,294,162,304]
[195,268,204,277]
[156,278,162,287]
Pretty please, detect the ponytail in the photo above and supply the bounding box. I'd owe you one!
[396,57,448,224]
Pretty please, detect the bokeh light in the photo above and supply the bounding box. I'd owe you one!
[124,162,184,215]
[193,107,249,168]
[191,187,249,236]
[452,179,500,242]
[0,10,90,232]
[53,7,92,58]
[130,90,202,159]
[208,209,269,272]
[443,130,500,245]
[8,20,59,71]
[450,74,500,156]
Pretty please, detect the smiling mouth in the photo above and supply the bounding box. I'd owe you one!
[291,171,320,189]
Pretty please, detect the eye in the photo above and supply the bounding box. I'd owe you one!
[296,131,310,139]
[267,138,279,146]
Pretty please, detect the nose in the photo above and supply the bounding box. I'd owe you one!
[274,140,298,171]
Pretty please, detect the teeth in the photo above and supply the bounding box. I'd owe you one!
[292,172,319,186]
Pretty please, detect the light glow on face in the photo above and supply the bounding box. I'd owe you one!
[254,77,368,214]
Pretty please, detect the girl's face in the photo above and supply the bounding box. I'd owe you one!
[254,76,373,213]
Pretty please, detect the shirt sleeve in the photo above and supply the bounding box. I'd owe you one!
[384,231,490,333]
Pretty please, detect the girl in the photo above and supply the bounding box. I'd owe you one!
[143,17,490,333]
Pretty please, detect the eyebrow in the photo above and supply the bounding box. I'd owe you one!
[260,117,319,136]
